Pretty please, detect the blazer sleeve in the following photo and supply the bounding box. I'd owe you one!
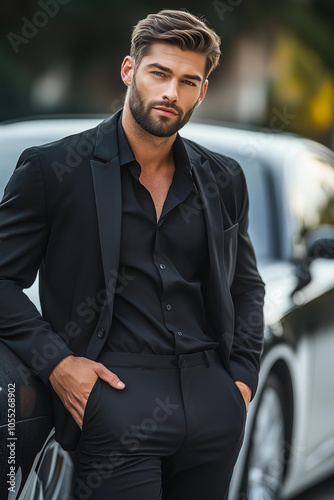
[0,148,74,384]
[227,167,265,398]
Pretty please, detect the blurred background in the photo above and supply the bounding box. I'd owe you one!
[1,0,334,147]
[1,3,334,499]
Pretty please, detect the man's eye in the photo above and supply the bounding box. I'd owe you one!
[184,80,196,86]
[153,71,166,77]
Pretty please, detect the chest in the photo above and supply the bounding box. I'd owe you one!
[139,170,174,221]
[119,166,209,276]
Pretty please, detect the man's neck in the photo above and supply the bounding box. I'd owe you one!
[121,105,176,173]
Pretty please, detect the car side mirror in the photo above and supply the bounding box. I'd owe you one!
[306,225,334,260]
[292,226,334,294]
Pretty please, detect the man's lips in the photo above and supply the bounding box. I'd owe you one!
[153,106,178,117]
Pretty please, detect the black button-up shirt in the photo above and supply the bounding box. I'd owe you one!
[106,115,218,355]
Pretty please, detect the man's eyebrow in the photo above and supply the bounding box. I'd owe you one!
[147,63,203,83]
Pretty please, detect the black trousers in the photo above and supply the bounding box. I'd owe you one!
[75,350,246,500]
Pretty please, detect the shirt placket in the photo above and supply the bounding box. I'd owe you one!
[153,226,184,355]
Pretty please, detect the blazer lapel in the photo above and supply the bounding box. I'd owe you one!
[187,148,235,360]
[90,111,122,326]
[191,157,225,259]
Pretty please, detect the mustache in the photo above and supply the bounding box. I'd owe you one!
[150,101,183,115]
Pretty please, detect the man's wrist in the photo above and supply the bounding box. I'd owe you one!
[49,354,75,382]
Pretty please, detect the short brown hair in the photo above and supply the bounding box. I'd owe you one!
[130,9,221,79]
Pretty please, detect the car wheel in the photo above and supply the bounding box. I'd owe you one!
[16,428,74,500]
[240,373,289,500]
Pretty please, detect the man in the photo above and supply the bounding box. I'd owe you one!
[0,9,265,500]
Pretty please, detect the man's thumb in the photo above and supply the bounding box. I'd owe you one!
[96,364,125,390]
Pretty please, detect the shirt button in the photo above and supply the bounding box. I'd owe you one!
[177,331,183,337]
[97,327,105,339]
[160,264,166,270]
[166,304,172,311]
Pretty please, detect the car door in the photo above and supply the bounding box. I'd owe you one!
[287,148,334,473]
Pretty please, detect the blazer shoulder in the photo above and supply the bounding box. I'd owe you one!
[29,113,119,171]
[32,123,100,156]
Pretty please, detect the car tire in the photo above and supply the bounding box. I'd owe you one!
[239,373,289,500]
[17,428,74,500]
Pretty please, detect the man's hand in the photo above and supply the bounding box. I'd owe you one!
[235,381,252,411]
[49,355,125,430]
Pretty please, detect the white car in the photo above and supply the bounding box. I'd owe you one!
[1,117,334,500]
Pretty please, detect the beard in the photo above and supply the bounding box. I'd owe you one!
[128,76,198,138]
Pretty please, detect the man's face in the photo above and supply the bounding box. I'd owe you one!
[127,42,208,137]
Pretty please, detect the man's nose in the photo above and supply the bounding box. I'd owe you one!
[162,79,178,102]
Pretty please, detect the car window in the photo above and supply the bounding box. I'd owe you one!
[289,152,334,257]
[222,155,273,262]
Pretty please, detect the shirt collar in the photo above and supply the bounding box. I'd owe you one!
[172,133,192,174]
[117,112,136,167]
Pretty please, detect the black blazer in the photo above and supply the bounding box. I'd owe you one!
[0,110,265,450]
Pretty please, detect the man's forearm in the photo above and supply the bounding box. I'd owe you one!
[0,280,74,384]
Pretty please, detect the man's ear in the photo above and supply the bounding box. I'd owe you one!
[196,79,208,107]
[121,56,134,86]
